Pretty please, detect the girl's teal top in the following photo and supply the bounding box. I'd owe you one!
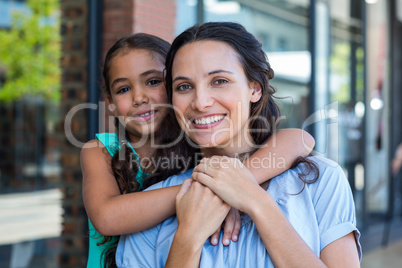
[86,133,146,268]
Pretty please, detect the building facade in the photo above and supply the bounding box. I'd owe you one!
[0,0,401,266]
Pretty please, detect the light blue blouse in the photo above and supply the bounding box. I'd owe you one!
[116,156,362,267]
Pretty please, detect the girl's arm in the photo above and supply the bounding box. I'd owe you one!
[82,128,314,236]
[245,128,314,184]
[81,139,180,236]
[216,128,314,244]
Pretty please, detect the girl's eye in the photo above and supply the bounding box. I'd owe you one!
[147,79,162,86]
[117,86,131,94]
[176,84,192,92]
[212,79,228,85]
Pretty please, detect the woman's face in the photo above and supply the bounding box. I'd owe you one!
[171,40,262,155]
[107,49,168,143]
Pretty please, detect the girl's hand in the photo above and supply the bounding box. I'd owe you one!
[192,156,266,214]
[210,207,241,246]
[175,179,231,245]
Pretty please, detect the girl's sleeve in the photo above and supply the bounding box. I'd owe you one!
[310,158,362,260]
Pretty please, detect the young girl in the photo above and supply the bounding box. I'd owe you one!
[115,22,361,267]
[81,33,315,267]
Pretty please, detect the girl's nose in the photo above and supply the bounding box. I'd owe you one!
[132,88,149,106]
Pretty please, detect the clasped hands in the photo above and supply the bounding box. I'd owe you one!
[175,156,263,246]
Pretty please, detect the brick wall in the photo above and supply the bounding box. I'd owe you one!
[133,0,177,42]
[57,0,177,266]
[103,0,176,57]
[103,0,135,55]
[101,0,177,132]
[60,0,89,266]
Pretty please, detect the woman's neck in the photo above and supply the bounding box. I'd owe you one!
[201,131,257,159]
[201,144,256,159]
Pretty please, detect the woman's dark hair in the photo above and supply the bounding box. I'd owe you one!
[100,33,197,267]
[166,22,280,145]
[165,22,319,187]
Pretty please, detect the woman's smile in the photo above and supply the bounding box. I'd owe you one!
[172,40,261,152]
[192,114,226,129]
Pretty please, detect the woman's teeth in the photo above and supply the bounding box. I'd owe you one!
[194,115,224,125]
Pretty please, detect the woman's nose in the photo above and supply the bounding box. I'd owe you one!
[191,87,214,112]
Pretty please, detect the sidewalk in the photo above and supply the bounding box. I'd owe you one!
[360,217,402,268]
[361,239,402,268]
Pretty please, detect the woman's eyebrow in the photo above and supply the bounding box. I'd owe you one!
[208,69,233,76]
[173,70,234,83]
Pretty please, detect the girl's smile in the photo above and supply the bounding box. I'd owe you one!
[107,49,168,142]
[132,109,159,122]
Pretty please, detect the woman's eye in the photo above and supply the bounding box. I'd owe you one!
[176,84,192,92]
[213,79,228,85]
[147,79,162,86]
[117,86,131,94]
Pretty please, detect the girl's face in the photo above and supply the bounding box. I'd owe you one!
[107,49,168,143]
[171,40,262,155]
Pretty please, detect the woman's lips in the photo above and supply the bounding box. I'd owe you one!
[191,114,225,129]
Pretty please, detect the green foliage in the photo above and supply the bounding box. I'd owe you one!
[0,0,61,102]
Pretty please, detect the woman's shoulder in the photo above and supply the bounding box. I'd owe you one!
[307,155,346,182]
[302,156,351,199]
[270,155,349,198]
[291,155,346,182]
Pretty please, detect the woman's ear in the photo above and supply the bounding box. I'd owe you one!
[250,82,262,103]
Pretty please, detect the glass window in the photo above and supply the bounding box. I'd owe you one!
[0,0,62,266]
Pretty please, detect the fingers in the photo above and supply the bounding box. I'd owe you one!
[176,179,193,202]
[192,171,215,189]
[222,209,235,246]
[195,156,243,174]
[210,226,221,246]
[222,208,241,246]
[232,209,241,242]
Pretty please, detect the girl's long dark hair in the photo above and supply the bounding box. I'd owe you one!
[165,22,319,187]
[100,33,197,268]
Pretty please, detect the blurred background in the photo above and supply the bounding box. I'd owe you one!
[0,0,401,267]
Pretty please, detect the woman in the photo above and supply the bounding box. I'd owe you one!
[115,22,361,267]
